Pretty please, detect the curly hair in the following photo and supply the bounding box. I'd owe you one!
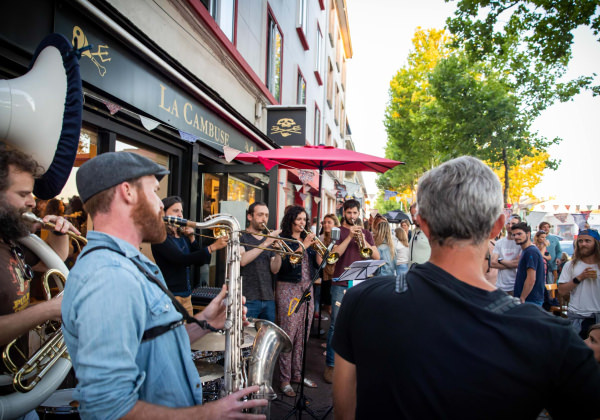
[0,148,43,193]
[280,205,307,239]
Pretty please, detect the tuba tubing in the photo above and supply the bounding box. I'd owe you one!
[0,234,72,420]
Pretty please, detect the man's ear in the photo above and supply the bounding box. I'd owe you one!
[490,214,505,239]
[416,214,430,239]
[117,182,137,205]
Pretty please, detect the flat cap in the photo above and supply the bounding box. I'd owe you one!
[77,152,169,202]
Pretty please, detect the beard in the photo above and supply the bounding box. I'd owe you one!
[0,199,32,241]
[132,192,166,244]
[344,215,355,226]
[578,244,595,258]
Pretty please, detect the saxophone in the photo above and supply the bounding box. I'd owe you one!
[164,214,292,417]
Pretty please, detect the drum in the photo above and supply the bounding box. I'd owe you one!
[190,326,257,362]
[36,388,79,419]
[195,361,224,404]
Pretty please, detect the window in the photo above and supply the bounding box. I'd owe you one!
[314,104,321,145]
[336,31,342,71]
[340,103,345,137]
[341,56,347,91]
[326,125,332,146]
[296,0,309,50]
[326,59,334,108]
[328,0,336,46]
[202,0,236,43]
[267,13,283,102]
[297,69,306,105]
[314,25,324,85]
[334,84,340,126]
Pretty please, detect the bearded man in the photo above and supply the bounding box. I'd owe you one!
[558,229,600,339]
[61,152,266,419]
[0,148,77,347]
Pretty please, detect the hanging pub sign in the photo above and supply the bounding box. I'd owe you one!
[266,105,306,146]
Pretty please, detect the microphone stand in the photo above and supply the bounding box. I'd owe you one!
[281,241,336,420]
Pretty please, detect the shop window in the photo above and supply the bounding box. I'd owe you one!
[115,140,170,201]
[228,176,260,204]
[267,13,283,103]
[203,173,221,219]
[56,125,99,203]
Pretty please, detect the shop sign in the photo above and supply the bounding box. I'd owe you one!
[54,4,263,153]
[266,106,306,146]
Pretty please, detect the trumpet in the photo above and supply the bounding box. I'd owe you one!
[350,219,373,259]
[261,223,303,265]
[302,229,339,264]
[22,212,88,252]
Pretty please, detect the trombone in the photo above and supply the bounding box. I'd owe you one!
[163,216,305,261]
[22,212,88,252]
[302,229,339,264]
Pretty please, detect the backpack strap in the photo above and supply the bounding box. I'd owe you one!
[79,246,222,342]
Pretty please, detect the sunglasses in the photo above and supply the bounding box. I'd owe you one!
[11,245,34,281]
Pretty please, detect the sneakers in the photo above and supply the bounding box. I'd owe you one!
[323,366,334,384]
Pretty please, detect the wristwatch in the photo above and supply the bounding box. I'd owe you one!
[573,277,581,285]
[498,257,504,266]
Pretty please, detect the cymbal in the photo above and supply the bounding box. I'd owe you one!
[194,361,224,383]
[190,326,256,352]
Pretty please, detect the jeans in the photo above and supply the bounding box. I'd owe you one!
[326,284,347,367]
[396,264,409,275]
[245,299,276,322]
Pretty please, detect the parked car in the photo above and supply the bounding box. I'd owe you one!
[559,240,574,258]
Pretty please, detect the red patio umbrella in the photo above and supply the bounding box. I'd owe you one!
[234,144,403,229]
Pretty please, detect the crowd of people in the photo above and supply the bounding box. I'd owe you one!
[2,145,599,419]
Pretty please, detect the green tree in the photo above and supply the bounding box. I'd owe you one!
[379,28,453,194]
[424,53,559,203]
[446,0,597,114]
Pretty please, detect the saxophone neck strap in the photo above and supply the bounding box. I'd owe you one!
[79,246,222,341]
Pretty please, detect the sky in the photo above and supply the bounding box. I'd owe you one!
[344,0,600,206]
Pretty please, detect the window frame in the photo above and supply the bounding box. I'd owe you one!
[266,8,284,103]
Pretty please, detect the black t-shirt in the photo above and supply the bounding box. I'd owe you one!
[240,233,274,301]
[332,262,600,420]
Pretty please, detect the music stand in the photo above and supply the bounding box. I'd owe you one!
[336,259,385,288]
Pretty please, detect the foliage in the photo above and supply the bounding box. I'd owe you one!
[446,0,598,108]
[378,28,453,192]
[374,187,415,215]
[490,149,551,206]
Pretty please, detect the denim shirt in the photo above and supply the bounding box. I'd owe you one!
[62,232,203,419]
[377,244,396,276]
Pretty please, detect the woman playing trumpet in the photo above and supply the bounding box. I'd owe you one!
[151,196,228,315]
[275,206,319,397]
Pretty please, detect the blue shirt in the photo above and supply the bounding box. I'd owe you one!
[514,245,546,304]
[377,244,396,276]
[62,232,203,419]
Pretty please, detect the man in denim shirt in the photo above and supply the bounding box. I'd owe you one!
[62,152,266,419]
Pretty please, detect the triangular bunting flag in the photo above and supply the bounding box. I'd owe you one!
[314,197,321,204]
[553,205,559,211]
[223,146,241,163]
[565,205,571,211]
[139,115,160,131]
[587,205,593,210]
[573,214,587,230]
[576,205,581,212]
[303,185,310,194]
[294,184,302,192]
[282,186,291,193]
[102,100,121,115]
[554,213,568,223]
[298,169,315,185]
[299,192,308,200]
[257,156,278,171]
[178,130,197,143]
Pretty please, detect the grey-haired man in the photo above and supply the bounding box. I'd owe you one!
[332,156,600,419]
